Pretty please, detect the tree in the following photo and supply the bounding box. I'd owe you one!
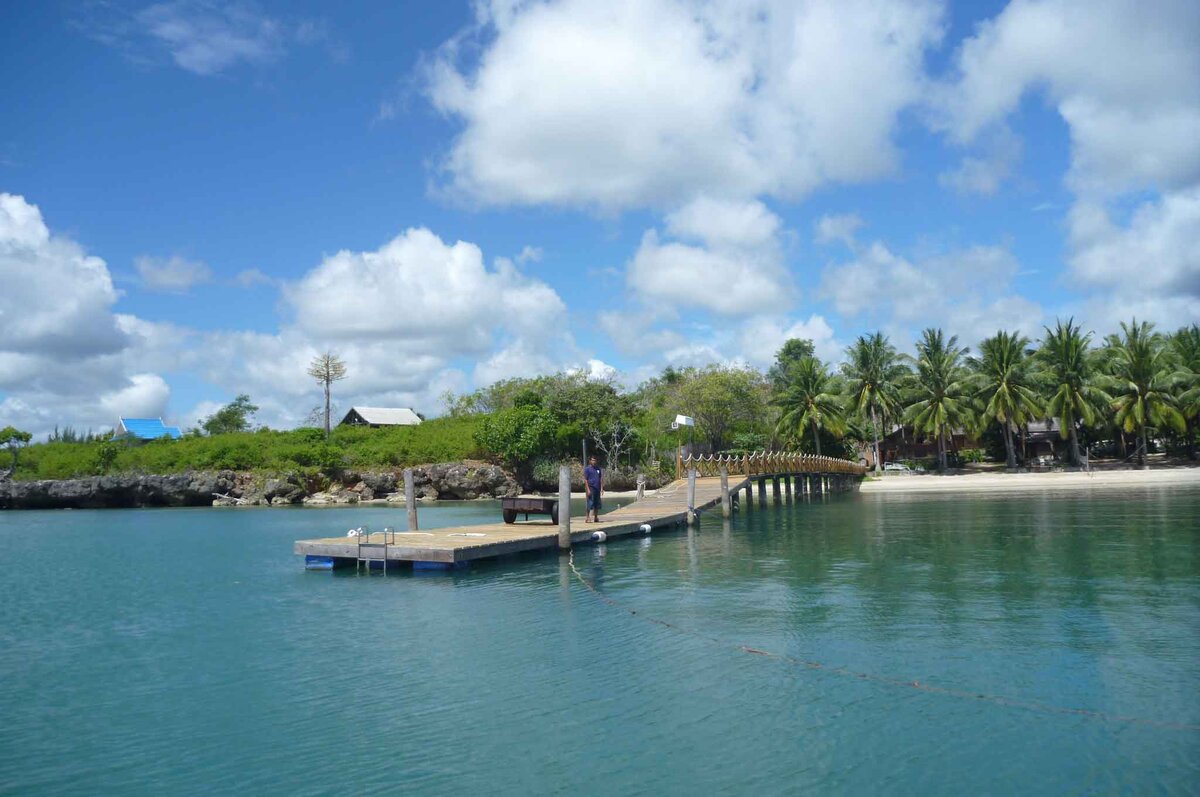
[904,328,970,472]
[475,405,557,477]
[774,356,846,455]
[842,332,908,473]
[0,426,32,477]
[1170,324,1200,459]
[202,394,259,435]
[669,366,769,453]
[1036,319,1109,467]
[768,338,816,389]
[1103,319,1185,468]
[968,331,1042,470]
[307,352,348,438]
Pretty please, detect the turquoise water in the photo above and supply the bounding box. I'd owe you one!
[1,488,1198,794]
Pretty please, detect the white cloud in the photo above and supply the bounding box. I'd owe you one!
[814,213,863,249]
[627,197,792,315]
[1067,188,1200,325]
[233,268,273,287]
[940,0,1200,196]
[820,239,1044,346]
[938,127,1022,196]
[738,314,842,367]
[428,0,944,210]
[135,254,212,293]
[0,194,128,358]
[597,310,686,356]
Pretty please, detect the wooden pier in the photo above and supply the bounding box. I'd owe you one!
[295,452,865,570]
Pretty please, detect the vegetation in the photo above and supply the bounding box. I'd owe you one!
[7,318,1200,484]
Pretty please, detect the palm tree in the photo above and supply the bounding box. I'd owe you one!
[842,332,908,474]
[904,328,970,472]
[1036,319,1108,467]
[968,331,1042,470]
[1171,324,1200,459]
[774,356,847,455]
[1103,319,1186,468]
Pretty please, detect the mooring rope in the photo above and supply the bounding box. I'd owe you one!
[567,549,1199,732]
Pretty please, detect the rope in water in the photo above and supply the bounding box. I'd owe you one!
[567,549,1200,732]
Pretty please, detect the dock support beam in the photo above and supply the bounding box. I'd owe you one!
[810,475,821,496]
[772,476,781,504]
[757,478,767,508]
[687,468,697,526]
[404,468,418,531]
[558,466,571,550]
[720,468,731,518]
[744,481,753,507]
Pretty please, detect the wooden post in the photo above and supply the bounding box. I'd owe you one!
[757,477,767,507]
[720,467,731,518]
[772,476,781,503]
[784,474,792,502]
[636,473,645,500]
[687,468,697,526]
[676,447,683,481]
[744,480,753,507]
[558,466,571,550]
[404,468,418,531]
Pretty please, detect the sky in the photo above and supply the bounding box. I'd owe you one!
[1,0,1198,437]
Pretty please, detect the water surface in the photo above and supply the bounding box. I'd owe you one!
[1,488,1197,794]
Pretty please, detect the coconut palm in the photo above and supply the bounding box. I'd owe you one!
[774,356,847,455]
[1103,319,1186,468]
[904,328,970,472]
[1036,319,1109,467]
[968,331,1042,470]
[1171,324,1200,459]
[842,332,908,474]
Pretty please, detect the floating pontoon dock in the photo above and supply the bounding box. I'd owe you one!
[296,453,864,570]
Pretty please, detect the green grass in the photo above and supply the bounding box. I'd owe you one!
[12,416,486,480]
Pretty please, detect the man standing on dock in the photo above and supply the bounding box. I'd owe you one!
[584,455,603,523]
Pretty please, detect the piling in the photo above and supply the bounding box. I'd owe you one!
[744,481,753,507]
[687,468,697,526]
[636,473,645,500]
[403,468,418,531]
[757,477,767,507]
[558,466,571,550]
[772,476,781,503]
[784,474,793,502]
[720,467,731,518]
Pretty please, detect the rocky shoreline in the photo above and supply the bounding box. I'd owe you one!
[0,462,520,510]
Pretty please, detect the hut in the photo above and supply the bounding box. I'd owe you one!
[115,418,182,441]
[338,407,422,428]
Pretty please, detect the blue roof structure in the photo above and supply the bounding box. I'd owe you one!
[117,418,182,440]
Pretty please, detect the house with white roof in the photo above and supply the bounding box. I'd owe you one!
[338,407,423,428]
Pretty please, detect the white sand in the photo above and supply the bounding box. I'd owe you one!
[860,467,1200,494]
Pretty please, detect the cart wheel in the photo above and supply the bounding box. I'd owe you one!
[502,508,517,524]
[550,501,559,525]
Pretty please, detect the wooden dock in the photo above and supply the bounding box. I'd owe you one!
[295,460,864,569]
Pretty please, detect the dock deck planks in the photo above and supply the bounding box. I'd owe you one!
[294,475,748,565]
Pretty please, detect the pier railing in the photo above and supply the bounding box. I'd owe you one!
[676,450,866,480]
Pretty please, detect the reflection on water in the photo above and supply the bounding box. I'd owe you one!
[0,488,1197,794]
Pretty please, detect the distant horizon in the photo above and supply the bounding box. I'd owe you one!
[2,0,1197,439]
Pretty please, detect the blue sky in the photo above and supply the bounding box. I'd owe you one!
[1,0,1197,436]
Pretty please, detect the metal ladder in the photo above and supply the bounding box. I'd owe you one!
[356,526,396,573]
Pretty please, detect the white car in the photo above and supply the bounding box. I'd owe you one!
[883,462,910,472]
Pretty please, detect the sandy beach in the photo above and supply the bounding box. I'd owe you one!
[860,467,1200,494]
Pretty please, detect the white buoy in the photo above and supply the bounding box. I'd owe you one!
[591,530,607,542]
[639,523,652,534]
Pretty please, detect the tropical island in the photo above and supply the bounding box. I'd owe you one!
[2,318,1197,509]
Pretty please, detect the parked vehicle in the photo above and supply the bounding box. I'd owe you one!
[883,462,910,472]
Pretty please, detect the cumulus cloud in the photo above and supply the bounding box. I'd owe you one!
[627,197,792,315]
[428,0,944,210]
[939,0,1200,196]
[938,127,1022,196]
[0,194,178,436]
[820,239,1044,347]
[738,314,842,367]
[135,254,212,292]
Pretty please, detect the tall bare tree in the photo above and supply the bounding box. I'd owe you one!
[307,352,348,438]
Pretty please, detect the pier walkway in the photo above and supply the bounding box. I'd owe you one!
[296,452,865,569]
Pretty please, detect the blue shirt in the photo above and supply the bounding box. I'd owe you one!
[584,465,602,489]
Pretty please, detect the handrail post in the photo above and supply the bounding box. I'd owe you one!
[687,468,697,526]
[676,447,682,481]
[558,466,571,550]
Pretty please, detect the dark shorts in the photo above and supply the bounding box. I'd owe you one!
[587,491,602,511]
